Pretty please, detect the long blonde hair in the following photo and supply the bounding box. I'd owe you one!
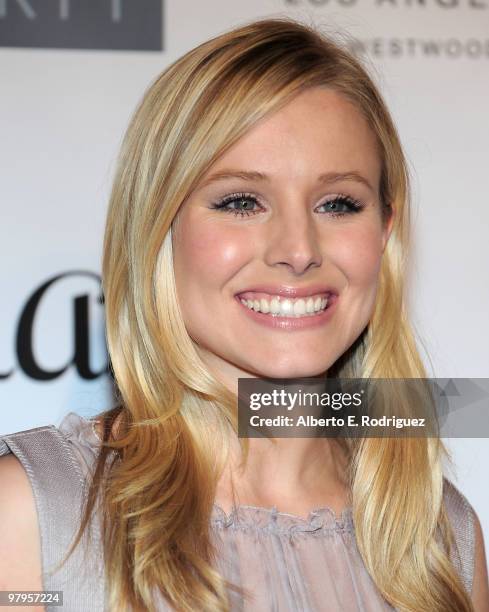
[69,17,473,611]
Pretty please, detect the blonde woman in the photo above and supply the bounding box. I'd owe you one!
[0,17,488,612]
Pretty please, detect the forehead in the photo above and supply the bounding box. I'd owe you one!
[205,87,381,189]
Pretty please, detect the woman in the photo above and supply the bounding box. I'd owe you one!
[0,17,488,612]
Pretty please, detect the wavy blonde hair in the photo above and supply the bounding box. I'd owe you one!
[67,17,474,612]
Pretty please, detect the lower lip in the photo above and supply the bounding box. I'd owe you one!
[235,295,338,330]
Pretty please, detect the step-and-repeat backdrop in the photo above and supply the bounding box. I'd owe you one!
[1,0,488,547]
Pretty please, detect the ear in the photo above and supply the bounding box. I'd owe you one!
[381,205,395,253]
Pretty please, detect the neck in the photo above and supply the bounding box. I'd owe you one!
[216,425,351,518]
[199,348,351,517]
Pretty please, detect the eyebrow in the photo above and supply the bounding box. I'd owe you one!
[199,169,376,194]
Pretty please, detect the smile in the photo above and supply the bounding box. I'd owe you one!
[238,292,329,317]
[235,291,337,331]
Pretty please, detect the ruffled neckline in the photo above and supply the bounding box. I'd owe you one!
[59,411,354,534]
[211,502,353,533]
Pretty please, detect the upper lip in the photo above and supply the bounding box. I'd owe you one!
[235,284,338,298]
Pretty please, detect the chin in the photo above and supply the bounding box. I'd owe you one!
[249,361,331,380]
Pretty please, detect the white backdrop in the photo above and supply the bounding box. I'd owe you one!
[1,0,488,555]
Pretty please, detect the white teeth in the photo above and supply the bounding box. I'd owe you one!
[293,299,306,315]
[260,298,270,313]
[240,294,330,317]
[270,297,280,314]
[280,299,293,315]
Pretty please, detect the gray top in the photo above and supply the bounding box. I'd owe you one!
[0,411,476,612]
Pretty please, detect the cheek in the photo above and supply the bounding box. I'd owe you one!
[172,214,255,350]
[173,214,252,292]
[328,223,384,286]
[324,222,385,341]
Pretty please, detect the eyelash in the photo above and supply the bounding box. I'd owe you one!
[210,192,364,218]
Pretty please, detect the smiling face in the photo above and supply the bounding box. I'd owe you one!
[171,87,394,389]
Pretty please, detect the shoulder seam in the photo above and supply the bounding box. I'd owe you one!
[1,426,86,487]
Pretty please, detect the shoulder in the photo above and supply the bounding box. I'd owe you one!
[0,417,108,607]
[0,454,44,606]
[471,503,489,609]
[0,419,88,573]
[0,421,76,588]
[443,478,489,608]
[0,453,39,535]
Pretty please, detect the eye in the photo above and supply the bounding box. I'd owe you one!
[317,194,364,217]
[210,193,262,217]
[209,192,364,218]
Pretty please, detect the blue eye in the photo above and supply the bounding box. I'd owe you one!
[210,193,261,217]
[210,193,364,218]
[317,195,364,216]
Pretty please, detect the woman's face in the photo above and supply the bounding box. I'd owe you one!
[172,87,394,386]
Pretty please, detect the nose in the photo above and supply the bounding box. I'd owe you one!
[263,203,323,275]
